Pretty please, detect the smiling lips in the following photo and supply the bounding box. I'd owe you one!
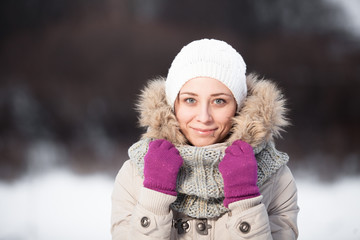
[191,127,217,136]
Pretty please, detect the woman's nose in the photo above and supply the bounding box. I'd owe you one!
[196,104,212,123]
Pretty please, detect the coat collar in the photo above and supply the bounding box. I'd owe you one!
[136,73,289,149]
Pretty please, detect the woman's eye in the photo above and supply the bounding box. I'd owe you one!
[185,98,196,104]
[214,99,226,104]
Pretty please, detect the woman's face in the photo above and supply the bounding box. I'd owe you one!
[174,77,237,147]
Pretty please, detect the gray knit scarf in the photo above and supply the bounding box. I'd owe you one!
[129,138,289,219]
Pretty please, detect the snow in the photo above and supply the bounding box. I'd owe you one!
[0,169,113,240]
[1,169,360,240]
[297,176,360,240]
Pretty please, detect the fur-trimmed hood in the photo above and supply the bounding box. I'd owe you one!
[136,73,289,149]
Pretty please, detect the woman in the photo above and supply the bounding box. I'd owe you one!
[111,39,299,239]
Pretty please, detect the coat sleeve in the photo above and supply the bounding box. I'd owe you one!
[111,160,176,240]
[225,165,299,240]
[267,166,299,239]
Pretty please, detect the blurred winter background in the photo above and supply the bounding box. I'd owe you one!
[0,0,359,239]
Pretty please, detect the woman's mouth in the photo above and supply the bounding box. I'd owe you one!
[191,127,217,136]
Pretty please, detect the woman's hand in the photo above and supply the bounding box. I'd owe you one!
[219,140,260,208]
[143,139,183,196]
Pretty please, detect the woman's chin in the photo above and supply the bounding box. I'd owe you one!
[188,137,217,147]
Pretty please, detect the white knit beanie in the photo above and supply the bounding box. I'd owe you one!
[166,38,247,109]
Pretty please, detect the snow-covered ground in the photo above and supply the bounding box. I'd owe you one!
[0,169,113,240]
[1,169,359,240]
[297,175,360,240]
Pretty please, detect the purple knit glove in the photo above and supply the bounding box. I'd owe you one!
[143,139,183,196]
[219,140,260,208]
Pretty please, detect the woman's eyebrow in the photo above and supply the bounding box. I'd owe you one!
[179,92,197,96]
[211,93,233,97]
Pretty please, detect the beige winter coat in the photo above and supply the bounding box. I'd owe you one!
[111,74,299,239]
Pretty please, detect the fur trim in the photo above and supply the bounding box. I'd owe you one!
[136,74,289,148]
[227,73,289,146]
[136,78,187,145]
